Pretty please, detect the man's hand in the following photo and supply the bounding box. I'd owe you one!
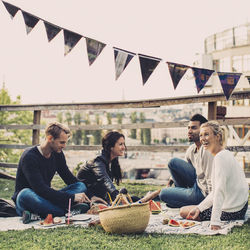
[186,207,200,220]
[91,196,108,205]
[74,193,91,203]
[166,179,174,187]
[211,225,221,230]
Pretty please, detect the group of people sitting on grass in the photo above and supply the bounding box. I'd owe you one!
[11,114,249,230]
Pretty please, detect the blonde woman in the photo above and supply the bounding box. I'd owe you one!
[180,121,248,230]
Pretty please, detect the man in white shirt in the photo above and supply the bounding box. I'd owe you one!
[159,114,214,208]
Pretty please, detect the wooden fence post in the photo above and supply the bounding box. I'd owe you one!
[32,110,41,145]
[208,101,217,120]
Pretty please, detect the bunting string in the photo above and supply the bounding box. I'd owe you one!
[1,1,248,100]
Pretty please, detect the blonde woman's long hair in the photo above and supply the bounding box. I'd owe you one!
[200,121,228,147]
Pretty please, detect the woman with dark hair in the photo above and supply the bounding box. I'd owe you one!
[77,131,126,203]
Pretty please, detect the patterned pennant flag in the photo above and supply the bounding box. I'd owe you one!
[246,75,250,84]
[113,47,135,80]
[44,21,61,42]
[2,1,19,19]
[138,54,161,85]
[21,11,39,35]
[192,67,214,93]
[63,30,82,56]
[217,72,242,100]
[167,62,189,89]
[85,38,106,66]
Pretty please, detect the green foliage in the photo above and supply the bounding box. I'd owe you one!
[82,114,91,145]
[0,179,249,250]
[139,113,151,145]
[93,114,102,145]
[0,86,33,163]
[130,111,137,139]
[72,113,82,145]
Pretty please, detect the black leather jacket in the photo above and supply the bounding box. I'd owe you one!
[77,151,119,200]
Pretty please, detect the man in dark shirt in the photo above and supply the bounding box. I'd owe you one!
[12,122,90,222]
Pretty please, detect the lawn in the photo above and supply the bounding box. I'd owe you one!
[0,178,249,250]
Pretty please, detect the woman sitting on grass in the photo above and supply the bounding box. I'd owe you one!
[180,121,248,230]
[77,131,126,204]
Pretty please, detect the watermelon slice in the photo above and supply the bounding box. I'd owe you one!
[168,219,180,227]
[149,200,161,214]
[42,214,54,225]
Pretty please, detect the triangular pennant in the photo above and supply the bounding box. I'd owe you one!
[217,72,242,100]
[2,1,19,19]
[246,75,250,85]
[113,47,135,80]
[44,21,61,42]
[21,11,39,34]
[138,54,161,85]
[167,62,189,89]
[86,38,106,66]
[63,29,82,56]
[192,67,214,93]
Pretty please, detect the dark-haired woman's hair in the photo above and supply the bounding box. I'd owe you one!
[102,131,126,185]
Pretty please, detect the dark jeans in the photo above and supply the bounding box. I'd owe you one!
[16,182,87,217]
[159,158,205,208]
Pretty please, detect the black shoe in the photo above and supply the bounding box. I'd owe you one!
[71,203,90,215]
[22,210,40,224]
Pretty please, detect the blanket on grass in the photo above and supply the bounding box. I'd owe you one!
[0,206,249,235]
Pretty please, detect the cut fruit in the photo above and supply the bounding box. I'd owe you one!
[168,219,180,227]
[149,200,161,214]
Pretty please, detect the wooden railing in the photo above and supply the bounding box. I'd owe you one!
[1,90,250,170]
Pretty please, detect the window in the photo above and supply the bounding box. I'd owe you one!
[243,55,250,72]
[219,57,231,72]
[234,25,248,46]
[232,56,242,72]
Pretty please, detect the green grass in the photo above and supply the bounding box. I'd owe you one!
[0,178,249,250]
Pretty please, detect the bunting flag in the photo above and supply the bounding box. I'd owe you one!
[44,21,61,42]
[21,11,39,34]
[2,1,19,19]
[138,54,161,85]
[1,1,246,100]
[217,72,242,100]
[63,30,82,56]
[167,62,189,89]
[246,76,250,84]
[192,67,214,93]
[113,47,135,80]
[85,38,106,66]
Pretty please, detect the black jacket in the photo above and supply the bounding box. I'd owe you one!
[77,151,119,200]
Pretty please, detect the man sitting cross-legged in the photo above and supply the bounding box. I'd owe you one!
[12,122,90,223]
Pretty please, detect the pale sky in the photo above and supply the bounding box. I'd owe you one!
[0,0,249,104]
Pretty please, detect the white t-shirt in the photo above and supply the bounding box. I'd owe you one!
[185,144,214,196]
[198,150,249,226]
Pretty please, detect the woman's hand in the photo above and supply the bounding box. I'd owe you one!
[74,192,91,203]
[211,225,221,230]
[186,207,200,220]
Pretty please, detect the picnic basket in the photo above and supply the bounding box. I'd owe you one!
[99,194,150,234]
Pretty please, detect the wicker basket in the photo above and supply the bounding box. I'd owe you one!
[99,202,150,234]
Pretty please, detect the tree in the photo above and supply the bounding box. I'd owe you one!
[93,114,102,145]
[72,112,82,145]
[0,85,33,163]
[82,114,91,145]
[57,112,63,123]
[130,111,137,139]
[139,112,151,145]
[116,113,124,132]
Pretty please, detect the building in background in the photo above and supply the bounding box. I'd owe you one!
[194,22,250,169]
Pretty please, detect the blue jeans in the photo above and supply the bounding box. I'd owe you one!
[16,182,87,217]
[159,158,205,208]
